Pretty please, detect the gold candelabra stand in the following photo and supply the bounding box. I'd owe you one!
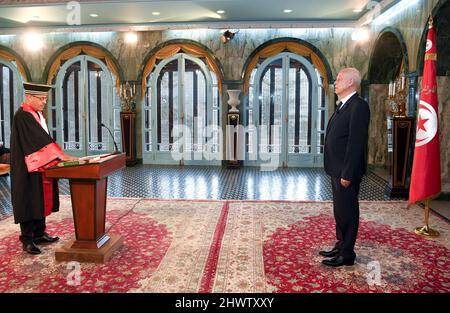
[386,75,407,117]
[120,81,136,112]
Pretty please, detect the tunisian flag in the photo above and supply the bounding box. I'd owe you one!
[408,22,441,204]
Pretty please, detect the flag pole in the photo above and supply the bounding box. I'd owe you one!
[414,197,440,237]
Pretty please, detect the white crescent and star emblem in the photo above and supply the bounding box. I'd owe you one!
[415,100,438,147]
[426,39,432,52]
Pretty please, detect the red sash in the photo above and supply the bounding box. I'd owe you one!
[21,103,63,216]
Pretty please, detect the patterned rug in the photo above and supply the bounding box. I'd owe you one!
[0,197,448,293]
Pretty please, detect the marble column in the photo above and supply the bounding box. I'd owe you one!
[361,79,370,103]
[407,71,419,118]
[405,71,419,191]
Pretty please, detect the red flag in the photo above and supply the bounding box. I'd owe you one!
[408,20,441,204]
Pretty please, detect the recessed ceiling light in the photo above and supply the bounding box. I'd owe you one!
[216,10,225,14]
[351,28,370,42]
[90,14,99,17]
[24,32,43,52]
[152,12,161,16]
[283,9,293,13]
[353,8,363,13]
[125,32,138,44]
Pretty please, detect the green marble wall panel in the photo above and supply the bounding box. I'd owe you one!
[0,27,370,83]
[437,76,450,191]
[368,84,389,167]
[370,0,441,72]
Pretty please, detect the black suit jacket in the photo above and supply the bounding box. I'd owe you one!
[324,93,370,181]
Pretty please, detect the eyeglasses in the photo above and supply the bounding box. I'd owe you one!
[34,95,47,101]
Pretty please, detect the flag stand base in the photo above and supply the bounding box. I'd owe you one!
[414,225,440,237]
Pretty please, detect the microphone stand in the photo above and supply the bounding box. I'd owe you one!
[100,123,120,154]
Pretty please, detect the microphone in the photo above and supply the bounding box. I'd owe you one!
[100,122,120,154]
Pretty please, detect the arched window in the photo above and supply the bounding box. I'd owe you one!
[0,58,25,148]
[143,53,221,165]
[245,52,327,167]
[48,55,121,156]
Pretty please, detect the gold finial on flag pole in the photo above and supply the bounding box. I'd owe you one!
[428,15,433,29]
[414,198,440,237]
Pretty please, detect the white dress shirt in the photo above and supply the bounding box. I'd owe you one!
[338,91,357,111]
[37,111,50,134]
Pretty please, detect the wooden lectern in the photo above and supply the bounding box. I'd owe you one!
[46,153,126,263]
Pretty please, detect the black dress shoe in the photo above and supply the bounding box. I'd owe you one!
[34,233,60,244]
[22,242,42,255]
[322,256,355,267]
[318,247,340,258]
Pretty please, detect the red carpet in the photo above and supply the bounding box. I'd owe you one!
[0,198,448,293]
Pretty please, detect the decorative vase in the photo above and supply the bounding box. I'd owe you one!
[227,89,241,113]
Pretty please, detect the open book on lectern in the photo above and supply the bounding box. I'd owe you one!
[56,153,113,167]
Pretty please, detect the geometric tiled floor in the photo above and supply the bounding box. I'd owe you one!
[0,165,397,220]
[61,165,391,201]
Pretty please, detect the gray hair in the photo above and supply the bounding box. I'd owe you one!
[341,67,362,88]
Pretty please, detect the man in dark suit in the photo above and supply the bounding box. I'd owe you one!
[320,68,370,267]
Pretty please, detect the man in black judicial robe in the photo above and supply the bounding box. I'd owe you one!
[320,68,370,267]
[10,82,77,255]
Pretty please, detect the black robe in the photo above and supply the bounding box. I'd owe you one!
[10,107,61,224]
